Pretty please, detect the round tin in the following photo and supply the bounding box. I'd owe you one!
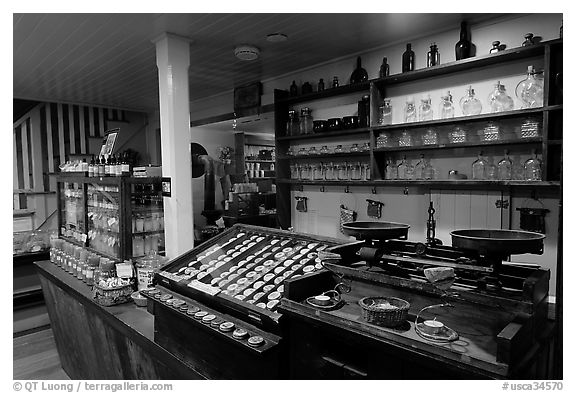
[283,271,294,278]
[220,271,230,279]
[211,277,222,286]
[292,274,302,279]
[271,247,281,253]
[165,299,176,306]
[153,293,163,299]
[228,273,239,281]
[227,284,239,292]
[253,292,264,301]
[178,305,189,313]
[229,266,239,273]
[299,249,308,254]
[255,266,265,272]
[202,314,216,324]
[237,268,247,274]
[194,311,208,320]
[263,260,274,267]
[206,267,215,274]
[217,255,227,261]
[240,247,248,253]
[237,278,248,286]
[303,265,315,273]
[186,306,200,315]
[262,253,272,258]
[223,257,232,262]
[281,240,290,246]
[270,239,279,245]
[215,261,226,268]
[293,254,302,260]
[160,294,172,302]
[283,260,294,267]
[171,299,186,308]
[237,232,246,237]
[246,299,255,304]
[210,318,224,328]
[217,280,229,288]
[233,328,249,340]
[234,294,246,301]
[282,247,293,253]
[253,281,264,289]
[197,255,206,261]
[178,267,187,273]
[307,243,318,249]
[242,239,250,245]
[199,264,209,271]
[246,271,257,279]
[300,258,310,264]
[263,284,275,292]
[308,252,318,258]
[187,260,198,266]
[248,336,265,347]
[243,288,255,296]
[266,300,280,309]
[255,302,267,309]
[274,277,284,285]
[291,265,300,271]
[208,259,217,266]
[254,258,263,264]
[246,255,255,261]
[268,291,281,300]
[274,266,284,274]
[246,263,256,269]
[278,285,284,293]
[263,273,275,282]
[232,252,241,258]
[315,263,323,270]
[197,272,208,280]
[274,252,285,259]
[256,236,264,242]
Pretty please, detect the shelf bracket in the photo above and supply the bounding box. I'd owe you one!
[371,186,377,194]
[320,186,325,193]
[344,186,350,193]
[403,187,409,195]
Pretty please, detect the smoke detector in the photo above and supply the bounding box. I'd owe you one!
[234,45,260,61]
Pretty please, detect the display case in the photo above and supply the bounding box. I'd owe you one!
[56,174,165,261]
[141,224,343,378]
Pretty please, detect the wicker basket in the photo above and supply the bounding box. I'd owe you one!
[92,283,134,307]
[358,296,410,327]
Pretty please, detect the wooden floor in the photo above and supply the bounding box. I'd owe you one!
[13,328,70,380]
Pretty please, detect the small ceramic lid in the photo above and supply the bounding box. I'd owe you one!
[233,328,249,339]
[202,314,216,324]
[219,321,235,332]
[193,311,208,319]
[248,336,265,347]
[160,294,173,302]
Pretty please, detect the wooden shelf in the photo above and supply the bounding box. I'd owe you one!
[277,178,560,188]
[372,41,553,88]
[277,81,370,105]
[248,177,275,180]
[277,127,371,141]
[548,140,563,146]
[245,159,275,163]
[372,107,546,134]
[373,137,543,153]
[278,151,370,160]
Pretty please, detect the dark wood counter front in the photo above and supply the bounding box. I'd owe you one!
[34,260,204,380]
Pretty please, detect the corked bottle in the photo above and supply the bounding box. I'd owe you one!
[455,21,472,60]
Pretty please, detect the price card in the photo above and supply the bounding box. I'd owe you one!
[158,271,185,283]
[116,262,134,278]
[81,233,88,243]
[187,280,221,296]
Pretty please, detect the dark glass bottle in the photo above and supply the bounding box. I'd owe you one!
[332,76,339,88]
[489,41,501,54]
[350,56,368,84]
[522,33,535,47]
[379,57,389,78]
[302,82,312,95]
[317,78,325,92]
[402,43,415,72]
[427,43,439,67]
[455,21,472,60]
[289,80,298,96]
[358,95,370,128]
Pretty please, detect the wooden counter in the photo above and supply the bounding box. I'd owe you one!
[35,260,204,380]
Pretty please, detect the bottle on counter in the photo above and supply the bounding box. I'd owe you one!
[498,150,513,180]
[402,43,415,72]
[455,21,472,60]
[427,43,440,67]
[460,86,483,116]
[488,81,514,113]
[88,155,95,177]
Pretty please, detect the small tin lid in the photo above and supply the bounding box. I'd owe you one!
[246,271,257,279]
[278,285,284,293]
[160,294,173,302]
[234,294,246,301]
[282,247,293,253]
[268,291,281,300]
[274,252,285,259]
[219,321,235,332]
[303,265,315,273]
[194,311,208,319]
[264,273,275,281]
[153,293,163,299]
[256,302,267,309]
[248,336,265,347]
[233,328,249,340]
[211,277,222,286]
[307,243,318,249]
[253,281,264,289]
[262,284,274,292]
[227,283,239,291]
[237,278,248,285]
[208,259,217,266]
[270,239,279,245]
[145,289,159,295]
[280,239,290,246]
[263,260,274,267]
[187,260,198,266]
[274,277,284,285]
[267,300,280,310]
[229,266,239,272]
[228,273,239,281]
[283,260,294,267]
[165,298,176,306]
[274,266,284,274]
[243,288,255,296]
[253,292,264,300]
[178,305,189,312]
[315,263,323,270]
[291,265,300,271]
[186,306,200,315]
[178,267,187,273]
[255,265,265,272]
[199,264,209,271]
[196,272,208,280]
[283,271,294,278]
[237,268,247,274]
[202,314,216,324]
[217,280,230,288]
[246,299,255,304]
[171,299,186,308]
[210,318,224,327]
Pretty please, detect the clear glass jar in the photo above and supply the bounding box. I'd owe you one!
[516,66,544,108]
[397,156,413,180]
[498,151,513,180]
[485,157,498,180]
[135,213,144,233]
[290,164,299,179]
[312,163,324,180]
[320,145,330,154]
[324,162,335,180]
[350,143,360,153]
[334,145,344,154]
[363,163,371,180]
[360,142,370,152]
[404,96,417,123]
[337,163,348,180]
[481,121,501,141]
[308,146,319,155]
[488,81,514,113]
[350,162,362,180]
[449,127,467,144]
[520,117,541,138]
[376,132,392,148]
[297,147,308,156]
[460,86,482,116]
[378,99,393,125]
[422,129,438,145]
[524,151,542,181]
[423,159,436,180]
[386,159,398,180]
[136,251,167,291]
[398,130,413,147]
[300,164,310,180]
[439,91,455,119]
[414,155,425,179]
[286,110,299,136]
[299,107,314,135]
[472,152,487,180]
[286,146,295,156]
[418,95,433,121]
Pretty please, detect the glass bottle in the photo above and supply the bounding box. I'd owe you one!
[334,144,344,154]
[423,159,436,180]
[332,76,339,88]
[485,156,498,180]
[524,150,542,181]
[472,152,487,180]
[498,150,513,180]
[358,94,370,127]
[515,65,544,108]
[520,117,541,138]
[312,163,324,180]
[414,155,426,179]
[363,163,371,180]
[378,99,393,125]
[290,80,298,96]
[300,164,310,180]
[290,164,299,179]
[404,96,417,123]
[522,33,535,47]
[512,155,525,180]
[397,156,414,180]
[386,158,398,180]
[376,132,392,148]
[379,57,390,78]
[427,43,440,67]
[337,163,348,180]
[460,86,482,116]
[350,162,362,180]
[439,91,455,119]
[482,121,501,141]
[489,41,501,54]
[324,162,335,180]
[318,78,325,92]
[418,95,433,121]
[398,130,413,147]
[299,107,313,135]
[455,21,472,60]
[286,109,299,136]
[350,56,368,84]
[422,129,438,145]
[402,43,415,72]
[488,82,514,113]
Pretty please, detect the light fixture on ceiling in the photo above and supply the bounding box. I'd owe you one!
[266,33,288,43]
[234,44,260,61]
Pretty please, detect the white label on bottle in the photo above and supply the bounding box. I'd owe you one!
[86,269,94,279]
[122,164,129,173]
[137,268,155,291]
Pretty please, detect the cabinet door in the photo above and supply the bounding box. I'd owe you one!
[430,190,510,241]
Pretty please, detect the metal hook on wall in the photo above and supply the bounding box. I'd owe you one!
[403,187,409,195]
[371,186,377,195]
[344,185,350,193]
[320,185,325,193]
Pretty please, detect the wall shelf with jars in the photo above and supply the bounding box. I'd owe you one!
[56,174,165,262]
[274,39,561,229]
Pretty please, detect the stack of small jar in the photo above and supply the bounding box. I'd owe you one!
[49,238,117,286]
[290,162,370,181]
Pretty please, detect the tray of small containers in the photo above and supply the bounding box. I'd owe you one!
[141,224,342,378]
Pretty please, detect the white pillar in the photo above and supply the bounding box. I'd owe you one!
[154,33,194,258]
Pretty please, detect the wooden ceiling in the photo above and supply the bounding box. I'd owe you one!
[14,13,506,112]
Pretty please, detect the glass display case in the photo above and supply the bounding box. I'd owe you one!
[56,174,165,261]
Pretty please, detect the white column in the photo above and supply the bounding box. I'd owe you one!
[154,33,194,258]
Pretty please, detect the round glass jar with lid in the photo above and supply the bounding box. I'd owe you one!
[422,129,439,145]
[487,81,514,113]
[286,110,299,136]
[460,86,482,116]
[350,162,362,180]
[324,162,335,180]
[398,130,413,147]
[311,163,324,180]
[297,147,308,156]
[308,146,319,155]
[515,65,544,108]
[337,163,349,180]
[299,107,314,135]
